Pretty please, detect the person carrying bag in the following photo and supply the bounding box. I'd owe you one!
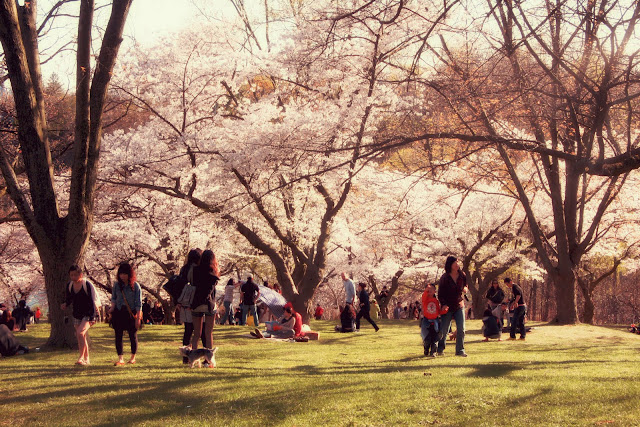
[109,263,142,366]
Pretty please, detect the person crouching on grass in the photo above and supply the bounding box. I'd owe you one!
[421,283,447,357]
[110,263,142,366]
[60,265,100,366]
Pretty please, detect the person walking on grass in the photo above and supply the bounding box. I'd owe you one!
[240,275,260,327]
[61,265,99,366]
[110,263,142,366]
[505,278,526,340]
[221,278,237,325]
[437,256,469,357]
[190,250,220,363]
[355,283,379,332]
[421,283,447,357]
[176,249,206,362]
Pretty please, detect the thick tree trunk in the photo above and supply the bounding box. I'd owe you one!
[42,252,81,348]
[551,269,579,324]
[582,291,595,325]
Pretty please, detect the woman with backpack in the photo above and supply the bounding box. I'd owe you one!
[190,250,220,354]
[60,265,100,366]
[109,263,142,366]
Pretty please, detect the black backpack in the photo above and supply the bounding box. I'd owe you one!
[162,274,187,302]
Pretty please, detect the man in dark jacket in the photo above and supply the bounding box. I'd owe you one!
[355,283,379,332]
[12,300,32,332]
[240,276,260,326]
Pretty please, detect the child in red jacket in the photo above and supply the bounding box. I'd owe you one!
[421,283,448,357]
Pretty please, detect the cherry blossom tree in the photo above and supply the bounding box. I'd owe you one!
[102,1,454,321]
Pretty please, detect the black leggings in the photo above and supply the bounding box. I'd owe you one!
[115,326,138,355]
[113,309,138,355]
[182,322,206,347]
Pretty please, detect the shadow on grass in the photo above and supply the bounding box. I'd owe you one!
[465,363,521,377]
[7,364,351,427]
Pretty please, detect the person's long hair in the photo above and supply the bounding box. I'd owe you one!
[184,249,202,268]
[117,262,137,288]
[444,256,458,274]
[200,250,220,277]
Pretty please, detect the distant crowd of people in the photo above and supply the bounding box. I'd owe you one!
[1,252,532,363]
[0,300,40,333]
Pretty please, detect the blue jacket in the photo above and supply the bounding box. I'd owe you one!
[111,282,142,313]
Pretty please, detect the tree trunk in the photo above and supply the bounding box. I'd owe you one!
[551,269,579,324]
[0,0,132,348]
[582,290,595,325]
[42,253,81,348]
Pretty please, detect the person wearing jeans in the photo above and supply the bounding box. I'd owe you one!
[242,303,259,327]
[221,279,236,325]
[510,304,527,339]
[436,256,469,357]
[437,308,465,355]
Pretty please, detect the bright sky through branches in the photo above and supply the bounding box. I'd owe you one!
[40,0,233,87]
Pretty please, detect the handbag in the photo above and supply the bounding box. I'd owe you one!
[120,284,143,330]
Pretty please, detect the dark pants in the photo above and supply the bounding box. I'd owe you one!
[113,308,138,356]
[510,305,526,339]
[182,322,207,346]
[356,308,379,331]
[181,322,200,364]
[421,318,441,355]
[221,301,234,325]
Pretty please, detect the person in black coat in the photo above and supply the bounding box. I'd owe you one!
[12,300,32,332]
[190,250,220,351]
[437,256,469,357]
[355,283,379,332]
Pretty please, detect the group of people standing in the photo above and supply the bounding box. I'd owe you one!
[59,250,527,366]
[482,278,527,341]
[61,250,221,367]
[419,255,528,358]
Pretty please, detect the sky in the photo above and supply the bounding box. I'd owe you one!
[40,0,236,87]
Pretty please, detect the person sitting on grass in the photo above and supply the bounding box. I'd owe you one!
[0,324,29,357]
[335,303,356,333]
[252,306,296,339]
[482,307,502,341]
[0,305,16,332]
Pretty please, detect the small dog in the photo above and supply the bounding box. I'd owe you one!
[178,346,218,368]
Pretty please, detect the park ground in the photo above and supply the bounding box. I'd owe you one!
[1,320,639,426]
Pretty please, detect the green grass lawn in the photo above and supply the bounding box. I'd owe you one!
[2,320,640,426]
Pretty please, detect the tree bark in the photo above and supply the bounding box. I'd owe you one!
[551,269,579,324]
[0,0,133,347]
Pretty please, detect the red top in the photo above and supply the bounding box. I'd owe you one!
[315,306,324,317]
[422,291,446,320]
